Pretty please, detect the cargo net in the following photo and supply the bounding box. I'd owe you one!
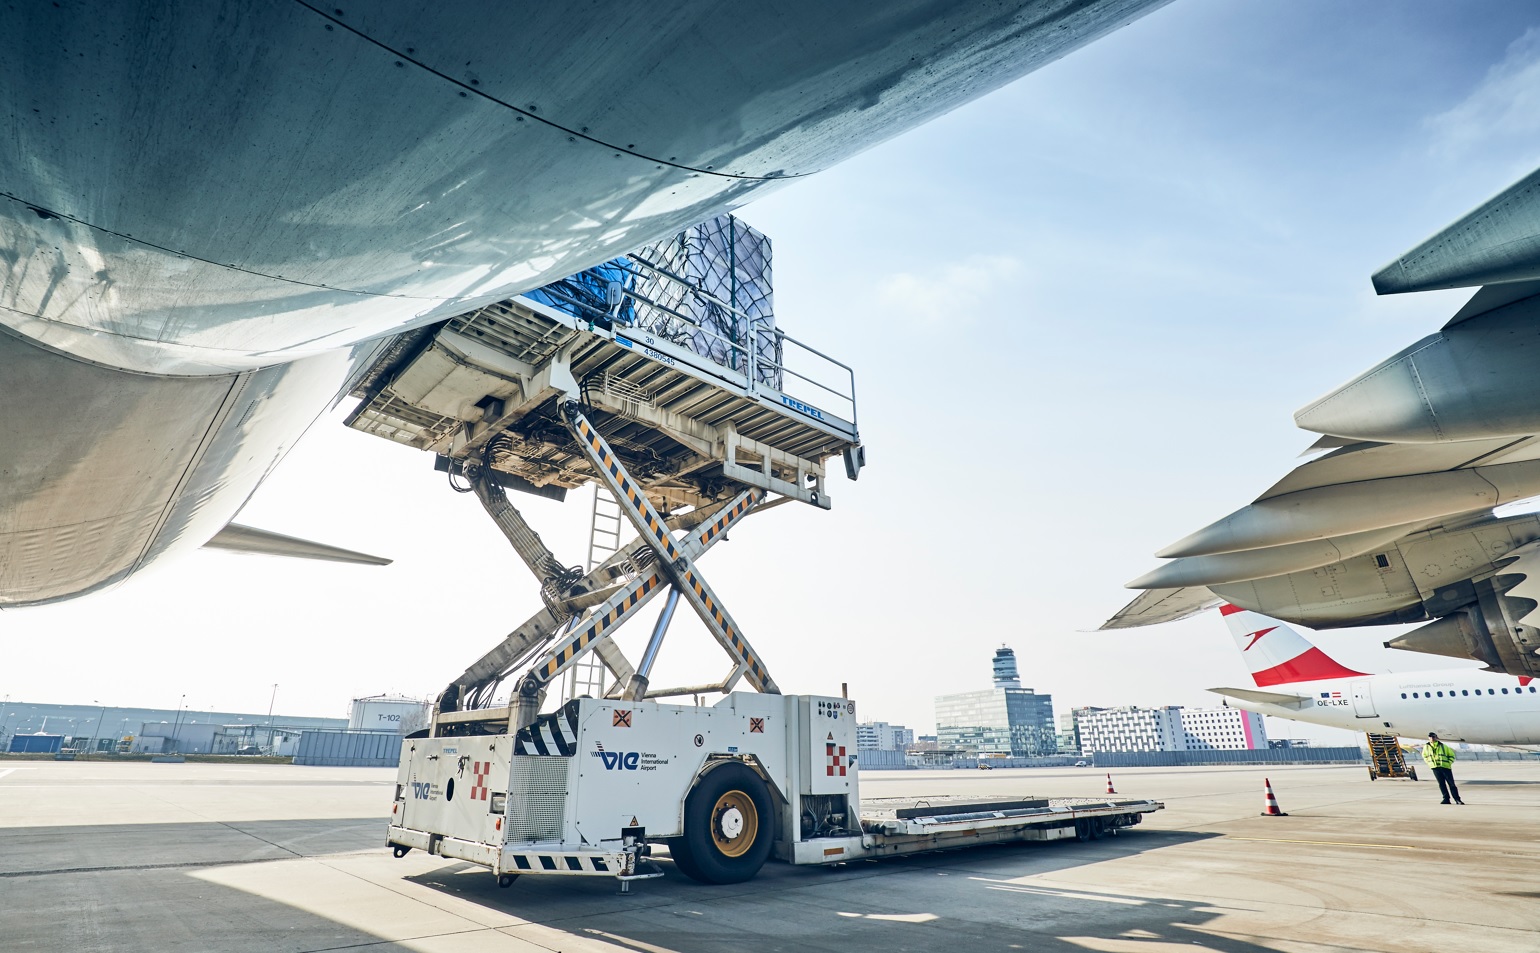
[526,214,783,390]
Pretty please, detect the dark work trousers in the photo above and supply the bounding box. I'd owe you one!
[1433,766,1461,803]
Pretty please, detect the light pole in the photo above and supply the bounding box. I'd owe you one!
[170,694,186,754]
[89,702,108,760]
[267,684,278,724]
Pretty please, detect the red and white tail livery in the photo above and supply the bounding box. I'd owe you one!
[1219,603,1365,687]
[1210,604,1540,746]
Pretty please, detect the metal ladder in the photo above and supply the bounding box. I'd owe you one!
[561,486,626,702]
[1365,732,1417,780]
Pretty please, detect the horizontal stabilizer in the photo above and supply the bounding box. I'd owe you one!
[203,524,391,566]
[1207,686,1310,709]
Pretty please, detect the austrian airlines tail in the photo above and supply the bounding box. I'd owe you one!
[1219,604,1367,687]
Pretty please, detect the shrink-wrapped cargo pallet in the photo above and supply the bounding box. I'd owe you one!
[527,215,783,390]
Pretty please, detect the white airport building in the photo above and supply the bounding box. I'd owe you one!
[1074,705,1267,754]
[856,721,914,751]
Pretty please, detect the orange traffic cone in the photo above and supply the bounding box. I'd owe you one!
[1261,777,1288,816]
[1105,773,1117,795]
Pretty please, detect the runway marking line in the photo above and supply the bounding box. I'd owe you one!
[1225,835,1416,851]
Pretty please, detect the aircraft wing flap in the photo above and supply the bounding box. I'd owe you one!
[1101,587,1219,630]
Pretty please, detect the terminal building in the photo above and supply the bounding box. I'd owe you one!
[934,647,1057,758]
[1073,705,1267,754]
[0,701,346,755]
[1,694,428,756]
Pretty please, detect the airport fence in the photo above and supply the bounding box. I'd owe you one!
[294,729,402,767]
[1092,747,1364,768]
[855,750,1085,770]
[1445,749,1540,761]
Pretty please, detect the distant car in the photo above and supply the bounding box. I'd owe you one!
[1074,760,1090,767]
[236,745,262,756]
[976,762,993,770]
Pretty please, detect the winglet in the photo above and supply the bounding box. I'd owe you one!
[203,523,392,566]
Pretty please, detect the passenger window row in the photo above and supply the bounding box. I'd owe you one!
[1400,686,1537,699]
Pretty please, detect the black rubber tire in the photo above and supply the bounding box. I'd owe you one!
[497,874,518,888]
[672,763,774,884]
[665,838,705,882]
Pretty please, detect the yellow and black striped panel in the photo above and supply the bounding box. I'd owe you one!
[696,490,764,548]
[540,573,662,680]
[682,567,768,688]
[576,417,680,562]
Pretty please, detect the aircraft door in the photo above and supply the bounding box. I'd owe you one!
[1350,680,1377,718]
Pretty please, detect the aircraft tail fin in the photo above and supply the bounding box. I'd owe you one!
[1219,603,1366,687]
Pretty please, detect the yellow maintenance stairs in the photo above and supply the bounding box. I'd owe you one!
[1365,733,1418,780]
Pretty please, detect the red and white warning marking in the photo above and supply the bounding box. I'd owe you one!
[825,741,847,777]
[1261,777,1288,816]
[470,761,492,801]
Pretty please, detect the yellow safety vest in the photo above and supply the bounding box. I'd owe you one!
[1421,740,1455,769]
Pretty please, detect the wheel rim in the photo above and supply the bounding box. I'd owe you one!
[710,789,758,857]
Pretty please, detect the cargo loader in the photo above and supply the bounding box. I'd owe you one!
[388,693,1161,888]
[346,218,1161,888]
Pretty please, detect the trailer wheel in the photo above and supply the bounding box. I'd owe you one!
[673,763,773,884]
[497,874,518,888]
[1408,767,1418,781]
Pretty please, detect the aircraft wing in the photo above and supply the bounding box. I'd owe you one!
[1101,587,1218,630]
[1117,164,1540,678]
[1207,686,1311,709]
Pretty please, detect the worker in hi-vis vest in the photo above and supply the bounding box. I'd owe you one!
[1421,732,1464,805]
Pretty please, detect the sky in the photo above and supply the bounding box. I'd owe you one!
[5,2,1540,745]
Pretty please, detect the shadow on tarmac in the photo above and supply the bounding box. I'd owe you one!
[399,828,1279,953]
[3,820,1277,953]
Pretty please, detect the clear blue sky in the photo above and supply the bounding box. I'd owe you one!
[5,2,1540,745]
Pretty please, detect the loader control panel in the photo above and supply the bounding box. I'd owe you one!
[799,696,859,796]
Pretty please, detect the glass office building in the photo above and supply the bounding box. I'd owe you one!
[934,686,1057,757]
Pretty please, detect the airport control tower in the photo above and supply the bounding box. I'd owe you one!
[992,646,1022,689]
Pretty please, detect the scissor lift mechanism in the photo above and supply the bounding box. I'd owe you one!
[453,401,782,728]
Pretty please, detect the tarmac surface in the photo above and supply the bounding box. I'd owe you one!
[2,760,1536,952]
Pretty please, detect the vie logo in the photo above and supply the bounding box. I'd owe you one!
[599,751,640,770]
[410,781,433,799]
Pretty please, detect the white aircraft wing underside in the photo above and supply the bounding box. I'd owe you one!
[1101,586,1219,630]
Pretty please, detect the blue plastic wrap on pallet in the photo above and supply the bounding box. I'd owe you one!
[528,215,782,389]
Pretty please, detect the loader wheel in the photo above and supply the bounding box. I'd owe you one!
[672,763,773,884]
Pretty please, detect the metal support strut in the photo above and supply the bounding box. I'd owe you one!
[442,482,765,724]
[560,400,780,695]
